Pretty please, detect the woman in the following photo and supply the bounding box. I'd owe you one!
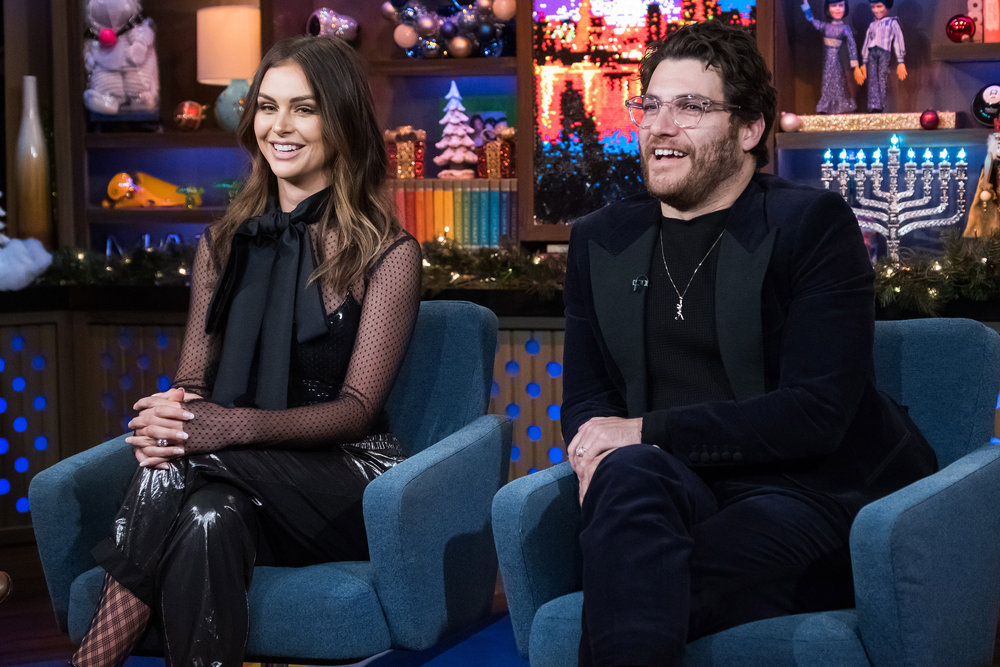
[71,35,422,666]
[800,0,861,114]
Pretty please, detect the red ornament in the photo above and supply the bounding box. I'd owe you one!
[174,101,207,130]
[98,27,117,47]
[920,109,940,130]
[946,15,976,43]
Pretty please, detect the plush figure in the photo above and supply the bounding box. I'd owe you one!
[83,0,159,114]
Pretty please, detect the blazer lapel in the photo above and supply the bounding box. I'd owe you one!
[589,223,658,417]
[715,182,775,401]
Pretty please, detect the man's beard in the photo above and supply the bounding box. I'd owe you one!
[641,123,743,212]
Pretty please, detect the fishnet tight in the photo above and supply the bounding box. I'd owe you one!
[72,573,150,667]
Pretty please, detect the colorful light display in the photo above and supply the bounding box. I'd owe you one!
[533,1,757,224]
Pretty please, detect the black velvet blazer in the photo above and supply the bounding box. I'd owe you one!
[561,173,937,505]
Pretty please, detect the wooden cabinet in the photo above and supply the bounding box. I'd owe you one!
[29,0,1000,251]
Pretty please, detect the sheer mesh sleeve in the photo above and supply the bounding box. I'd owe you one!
[180,234,422,452]
[171,235,222,397]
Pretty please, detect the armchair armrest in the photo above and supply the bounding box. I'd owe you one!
[851,443,1000,667]
[492,461,582,658]
[28,435,138,630]
[363,414,512,650]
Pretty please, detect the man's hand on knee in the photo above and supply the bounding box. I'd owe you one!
[567,416,643,503]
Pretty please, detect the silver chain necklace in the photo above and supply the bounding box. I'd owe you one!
[659,227,725,321]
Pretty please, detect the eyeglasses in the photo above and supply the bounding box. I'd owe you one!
[625,94,740,130]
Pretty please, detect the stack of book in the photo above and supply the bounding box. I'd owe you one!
[387,178,518,247]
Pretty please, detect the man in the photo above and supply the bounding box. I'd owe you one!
[857,0,907,112]
[561,20,936,666]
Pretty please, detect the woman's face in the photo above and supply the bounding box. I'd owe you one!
[828,2,846,19]
[254,62,330,207]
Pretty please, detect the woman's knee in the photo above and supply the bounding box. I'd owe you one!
[175,483,258,545]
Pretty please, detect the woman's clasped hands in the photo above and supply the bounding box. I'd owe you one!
[126,387,200,469]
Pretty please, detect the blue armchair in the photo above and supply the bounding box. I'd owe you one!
[30,300,512,662]
[493,317,1000,666]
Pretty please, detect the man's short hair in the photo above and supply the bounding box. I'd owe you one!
[639,21,777,169]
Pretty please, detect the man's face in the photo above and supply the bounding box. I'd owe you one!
[639,58,746,216]
[871,3,888,19]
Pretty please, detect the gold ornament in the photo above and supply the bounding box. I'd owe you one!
[796,112,957,132]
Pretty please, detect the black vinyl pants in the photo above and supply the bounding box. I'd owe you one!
[578,444,860,667]
[93,446,372,667]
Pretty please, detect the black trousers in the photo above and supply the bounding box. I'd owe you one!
[93,446,372,667]
[578,445,859,667]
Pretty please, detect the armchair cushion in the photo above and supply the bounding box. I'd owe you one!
[31,300,510,662]
[494,318,1000,666]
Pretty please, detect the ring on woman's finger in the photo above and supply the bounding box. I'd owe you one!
[156,438,169,448]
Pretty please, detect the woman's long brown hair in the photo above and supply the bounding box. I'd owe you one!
[209,35,399,293]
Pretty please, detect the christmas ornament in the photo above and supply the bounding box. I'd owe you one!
[779,112,802,132]
[433,81,479,179]
[449,35,474,58]
[919,109,940,130]
[973,84,1000,126]
[306,7,359,41]
[385,126,427,179]
[173,100,207,130]
[393,23,419,49]
[476,126,516,178]
[381,0,515,58]
[946,14,976,42]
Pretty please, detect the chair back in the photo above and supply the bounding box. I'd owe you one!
[385,300,498,456]
[873,318,1000,467]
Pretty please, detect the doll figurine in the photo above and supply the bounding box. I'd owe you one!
[800,1,861,114]
[857,0,907,113]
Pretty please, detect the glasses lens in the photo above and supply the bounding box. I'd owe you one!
[672,98,705,129]
[628,97,658,128]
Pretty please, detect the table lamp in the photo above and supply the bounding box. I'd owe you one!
[197,5,261,131]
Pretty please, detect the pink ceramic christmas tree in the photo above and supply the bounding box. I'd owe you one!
[433,80,478,179]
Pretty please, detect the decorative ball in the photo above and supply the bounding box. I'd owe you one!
[457,7,480,31]
[492,0,516,21]
[919,109,940,130]
[440,19,459,39]
[476,22,497,41]
[449,35,473,57]
[400,6,420,24]
[982,189,994,203]
[98,27,117,47]
[972,84,1000,126]
[475,0,493,14]
[481,38,505,57]
[946,14,976,43]
[421,38,444,58]
[394,23,420,49]
[381,1,399,21]
[174,100,207,130]
[416,14,440,37]
[779,112,801,132]
[306,8,359,41]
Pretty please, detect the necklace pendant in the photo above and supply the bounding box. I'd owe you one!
[675,297,684,321]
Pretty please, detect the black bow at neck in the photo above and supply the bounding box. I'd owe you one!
[205,188,332,409]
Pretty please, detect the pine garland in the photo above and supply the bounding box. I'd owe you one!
[32,234,1000,317]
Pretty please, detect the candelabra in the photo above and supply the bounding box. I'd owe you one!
[820,134,968,263]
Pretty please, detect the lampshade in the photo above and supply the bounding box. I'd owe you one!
[197,5,261,86]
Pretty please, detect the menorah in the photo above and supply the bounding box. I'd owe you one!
[820,135,968,263]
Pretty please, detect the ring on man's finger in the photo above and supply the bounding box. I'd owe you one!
[576,447,586,457]
[156,438,168,447]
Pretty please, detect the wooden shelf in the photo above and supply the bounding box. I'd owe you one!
[86,207,226,225]
[776,127,992,150]
[518,221,572,243]
[86,132,241,149]
[368,57,518,77]
[931,42,1000,63]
